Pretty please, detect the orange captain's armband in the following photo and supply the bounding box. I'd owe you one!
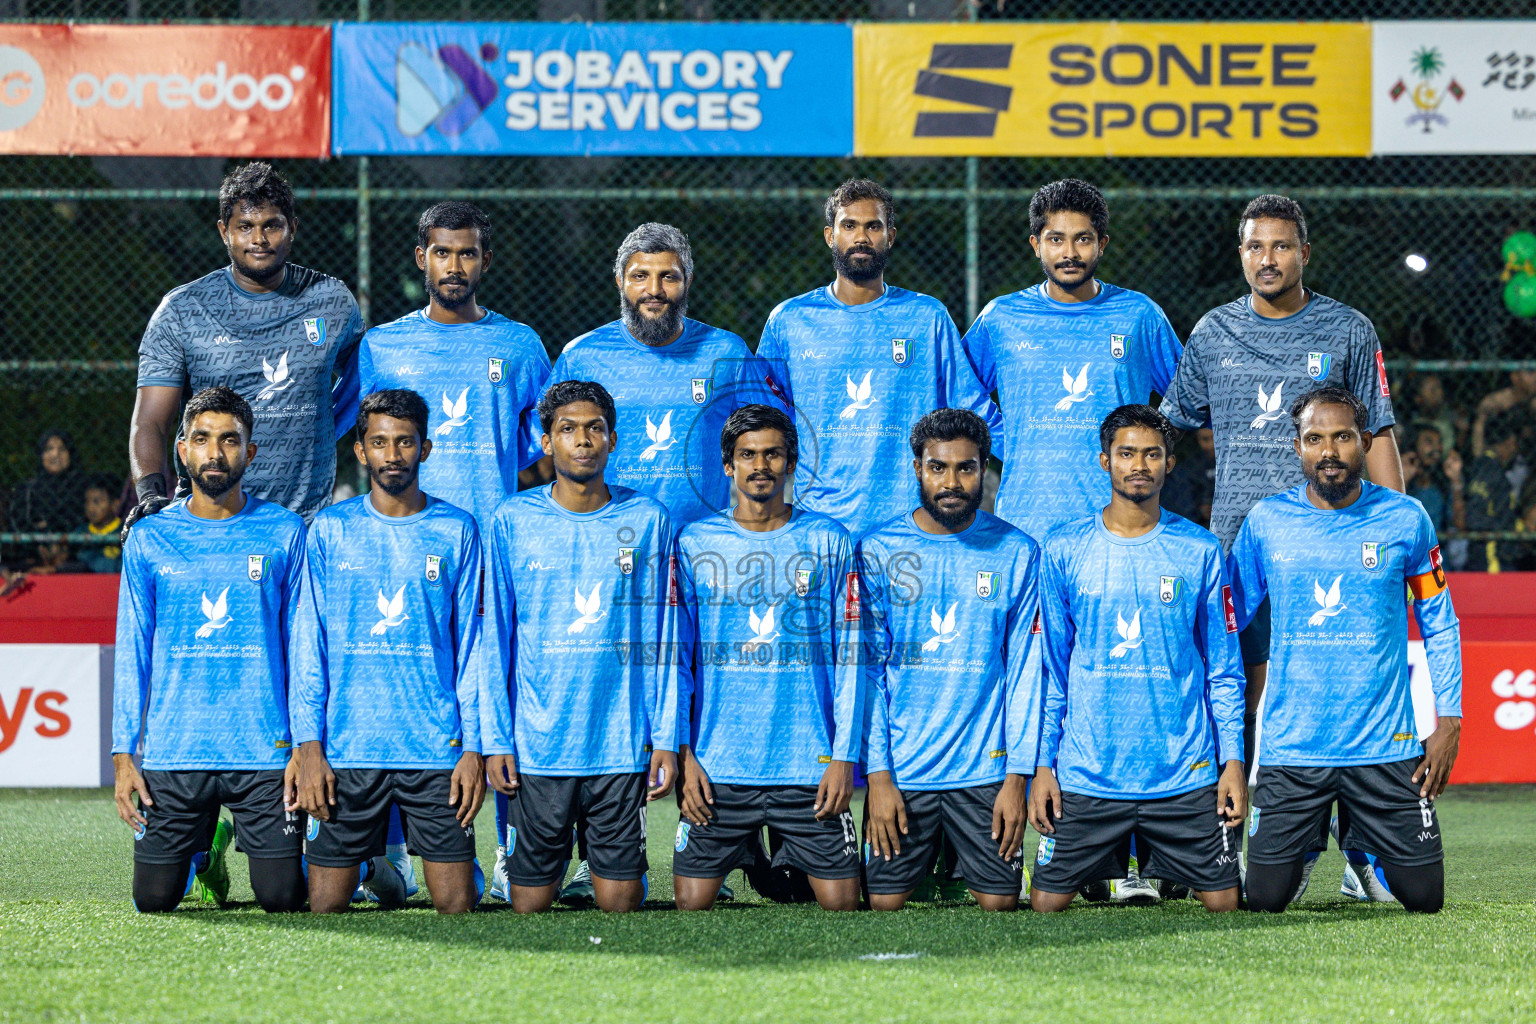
[1408,544,1447,601]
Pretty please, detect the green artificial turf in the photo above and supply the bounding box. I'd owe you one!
[1,786,1532,1023]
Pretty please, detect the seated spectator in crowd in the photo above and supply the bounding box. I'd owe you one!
[8,430,87,534]
[1407,373,1465,453]
[79,478,123,574]
[1404,423,1454,531]
[1510,494,1536,572]
[1458,411,1524,572]
[1163,427,1215,529]
[1472,370,1536,462]
[26,524,87,575]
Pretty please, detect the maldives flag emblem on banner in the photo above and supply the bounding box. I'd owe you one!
[0,24,330,157]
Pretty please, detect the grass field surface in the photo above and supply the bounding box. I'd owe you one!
[2,785,1532,1023]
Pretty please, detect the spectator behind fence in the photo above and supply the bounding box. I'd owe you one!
[1459,411,1524,572]
[1472,370,1536,461]
[79,478,123,574]
[8,429,87,534]
[1163,427,1215,528]
[1405,374,1465,454]
[1404,423,1454,531]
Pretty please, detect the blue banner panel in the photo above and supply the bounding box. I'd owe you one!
[333,21,852,156]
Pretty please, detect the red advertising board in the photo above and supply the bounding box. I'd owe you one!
[1451,641,1536,785]
[0,24,330,156]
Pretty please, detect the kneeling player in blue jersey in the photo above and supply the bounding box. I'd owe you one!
[480,380,677,913]
[113,387,308,912]
[671,405,864,911]
[292,390,513,914]
[860,409,1041,911]
[1230,387,1462,914]
[1029,405,1246,912]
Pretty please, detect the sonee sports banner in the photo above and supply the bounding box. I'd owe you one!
[331,21,853,156]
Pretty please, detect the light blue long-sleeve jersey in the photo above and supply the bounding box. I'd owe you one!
[673,508,863,786]
[358,308,550,532]
[289,493,487,769]
[1039,511,1245,799]
[962,282,1182,541]
[548,318,781,524]
[1228,482,1462,767]
[757,284,999,539]
[479,484,676,774]
[112,496,305,770]
[858,511,1042,789]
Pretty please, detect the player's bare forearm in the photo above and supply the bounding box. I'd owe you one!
[1414,717,1462,798]
[1217,760,1247,826]
[485,754,519,796]
[449,752,486,826]
[1366,430,1404,492]
[865,771,906,860]
[677,745,714,826]
[112,752,150,829]
[296,741,336,820]
[283,754,300,812]
[814,760,854,819]
[129,386,182,484]
[1027,766,1061,834]
[993,773,1028,859]
[647,749,677,800]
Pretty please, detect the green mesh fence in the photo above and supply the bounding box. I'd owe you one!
[3,0,1536,571]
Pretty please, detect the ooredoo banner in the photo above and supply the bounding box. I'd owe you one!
[853,22,1372,157]
[331,21,853,156]
[1373,21,1536,154]
[0,25,331,157]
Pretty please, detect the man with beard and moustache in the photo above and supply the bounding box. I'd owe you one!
[1029,405,1246,914]
[961,179,1184,545]
[757,179,996,540]
[292,389,511,915]
[1229,388,1462,915]
[858,409,1041,911]
[1159,195,1401,903]
[671,405,863,912]
[126,162,364,534]
[112,387,308,914]
[478,380,677,914]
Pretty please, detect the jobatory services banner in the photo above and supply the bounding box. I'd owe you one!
[331,21,853,156]
[854,22,1372,157]
[0,25,331,157]
[1373,21,1536,154]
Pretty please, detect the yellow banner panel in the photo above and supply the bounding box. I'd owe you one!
[854,22,1371,157]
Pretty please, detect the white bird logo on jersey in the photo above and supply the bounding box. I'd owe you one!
[742,604,780,653]
[1251,382,1287,428]
[256,351,293,401]
[1054,364,1091,412]
[641,411,676,460]
[1308,574,1346,626]
[840,371,874,419]
[195,587,231,639]
[568,582,606,634]
[435,387,471,436]
[1110,608,1143,658]
[921,601,960,653]
[371,585,408,635]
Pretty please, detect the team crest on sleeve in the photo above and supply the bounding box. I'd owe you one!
[691,378,708,404]
[1307,351,1332,381]
[487,357,504,385]
[1109,333,1127,361]
[1361,542,1383,571]
[247,554,269,583]
[976,571,1000,601]
[303,317,326,346]
[619,547,636,576]
[891,338,911,366]
[1159,575,1183,604]
[795,568,816,597]
[425,555,443,585]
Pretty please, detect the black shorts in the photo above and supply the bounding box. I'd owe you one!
[1031,786,1241,894]
[304,769,476,868]
[505,772,648,887]
[1239,596,1270,666]
[1247,759,1443,867]
[136,769,301,865]
[863,783,1024,897]
[672,784,859,881]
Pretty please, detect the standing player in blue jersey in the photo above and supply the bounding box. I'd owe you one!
[1159,196,1402,901]
[479,380,676,913]
[292,390,512,915]
[671,405,863,912]
[962,178,1183,903]
[860,409,1040,911]
[757,179,998,540]
[961,179,1183,543]
[1029,406,1246,913]
[548,222,780,525]
[126,163,363,533]
[1230,388,1461,914]
[113,387,307,913]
